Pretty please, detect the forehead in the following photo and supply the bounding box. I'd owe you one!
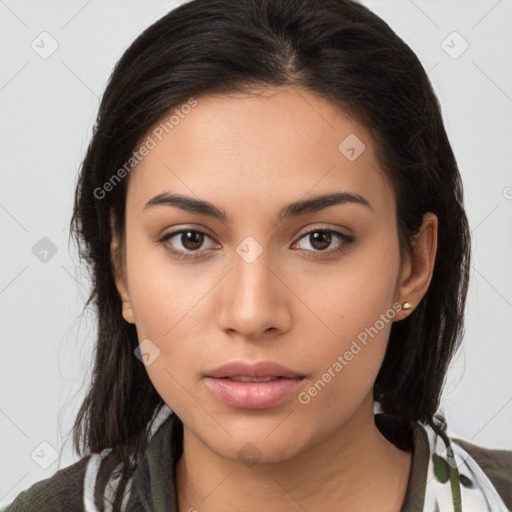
[126,86,393,218]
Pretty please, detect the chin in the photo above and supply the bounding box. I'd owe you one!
[196,419,313,465]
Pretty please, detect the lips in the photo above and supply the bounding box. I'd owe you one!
[204,360,305,409]
[205,360,305,379]
[225,376,279,382]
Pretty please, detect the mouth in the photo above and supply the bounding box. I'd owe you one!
[220,376,283,382]
[205,360,305,379]
[204,360,306,409]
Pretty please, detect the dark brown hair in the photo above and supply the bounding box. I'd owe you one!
[70,0,471,508]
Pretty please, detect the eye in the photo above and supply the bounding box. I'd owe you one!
[158,228,218,260]
[291,228,354,258]
[158,227,354,261]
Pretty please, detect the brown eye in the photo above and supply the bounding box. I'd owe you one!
[158,228,217,260]
[179,230,205,250]
[292,228,354,258]
[308,231,332,251]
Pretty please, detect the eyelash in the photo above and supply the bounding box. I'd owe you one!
[157,227,354,261]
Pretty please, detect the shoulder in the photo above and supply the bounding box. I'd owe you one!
[418,420,512,511]
[452,437,512,508]
[2,455,91,512]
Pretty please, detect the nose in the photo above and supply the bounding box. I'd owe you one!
[216,243,292,341]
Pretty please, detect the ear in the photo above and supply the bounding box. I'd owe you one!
[394,212,437,321]
[110,212,135,324]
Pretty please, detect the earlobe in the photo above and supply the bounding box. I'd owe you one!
[110,222,135,325]
[121,300,135,324]
[394,212,438,320]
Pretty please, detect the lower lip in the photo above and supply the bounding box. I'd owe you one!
[205,377,304,409]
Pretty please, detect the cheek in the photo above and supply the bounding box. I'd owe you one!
[292,296,395,426]
[124,226,206,337]
[123,229,217,407]
[292,230,400,402]
[298,225,400,340]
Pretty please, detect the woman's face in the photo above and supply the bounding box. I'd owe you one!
[113,85,428,463]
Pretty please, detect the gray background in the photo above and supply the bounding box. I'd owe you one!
[1,0,511,506]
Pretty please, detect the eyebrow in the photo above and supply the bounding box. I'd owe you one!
[143,190,372,221]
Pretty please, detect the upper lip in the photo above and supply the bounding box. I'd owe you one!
[205,360,305,379]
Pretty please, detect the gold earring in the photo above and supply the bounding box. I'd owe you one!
[402,301,412,310]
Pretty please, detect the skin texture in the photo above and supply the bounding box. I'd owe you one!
[111,86,437,511]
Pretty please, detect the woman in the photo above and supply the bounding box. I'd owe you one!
[5,0,511,511]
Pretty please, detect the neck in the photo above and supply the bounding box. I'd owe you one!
[175,396,412,512]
